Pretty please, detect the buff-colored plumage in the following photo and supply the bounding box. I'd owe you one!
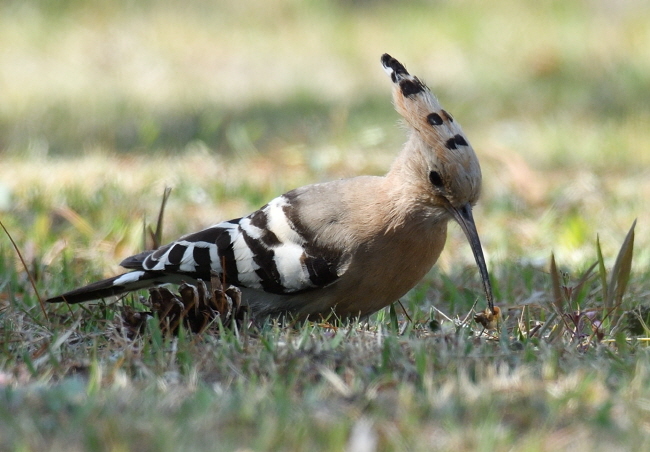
[47,54,494,320]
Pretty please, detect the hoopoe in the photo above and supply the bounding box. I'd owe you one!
[47,54,495,319]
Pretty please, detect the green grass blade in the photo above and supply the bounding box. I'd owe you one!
[596,235,609,307]
[388,304,399,333]
[606,220,636,324]
[152,187,172,250]
[571,261,597,304]
[0,219,49,323]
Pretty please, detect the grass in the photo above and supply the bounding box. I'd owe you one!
[2,0,650,450]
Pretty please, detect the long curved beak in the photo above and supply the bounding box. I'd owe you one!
[448,203,495,312]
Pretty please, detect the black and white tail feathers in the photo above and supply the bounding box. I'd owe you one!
[46,271,178,304]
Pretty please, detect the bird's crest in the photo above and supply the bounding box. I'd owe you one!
[381,53,474,162]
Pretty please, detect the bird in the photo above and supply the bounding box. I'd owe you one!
[47,53,495,320]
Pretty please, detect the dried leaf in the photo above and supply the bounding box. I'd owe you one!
[123,275,248,336]
[550,253,564,312]
[119,305,151,337]
[591,320,604,341]
[625,305,650,336]
[179,283,199,311]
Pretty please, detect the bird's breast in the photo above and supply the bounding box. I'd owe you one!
[317,219,449,318]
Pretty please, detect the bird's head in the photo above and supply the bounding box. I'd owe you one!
[381,53,494,313]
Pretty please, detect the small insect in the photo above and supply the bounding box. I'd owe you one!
[474,306,501,330]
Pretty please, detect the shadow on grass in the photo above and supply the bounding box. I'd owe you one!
[1,95,397,157]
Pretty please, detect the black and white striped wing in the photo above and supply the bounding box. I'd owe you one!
[121,194,348,295]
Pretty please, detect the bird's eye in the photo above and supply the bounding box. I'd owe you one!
[429,170,444,187]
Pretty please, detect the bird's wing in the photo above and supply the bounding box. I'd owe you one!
[120,190,352,295]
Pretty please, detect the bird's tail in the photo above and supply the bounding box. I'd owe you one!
[46,270,169,304]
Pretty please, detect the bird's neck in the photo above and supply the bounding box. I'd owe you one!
[382,135,446,229]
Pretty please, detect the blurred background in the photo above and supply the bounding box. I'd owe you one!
[0,0,649,290]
